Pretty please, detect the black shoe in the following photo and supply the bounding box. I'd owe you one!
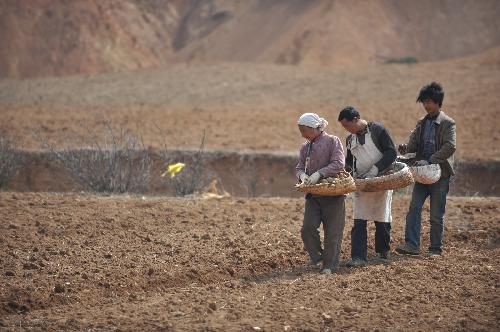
[395,244,419,255]
[427,250,442,257]
[346,258,367,267]
[307,257,323,266]
[375,252,390,263]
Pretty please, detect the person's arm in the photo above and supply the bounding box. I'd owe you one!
[344,135,353,173]
[318,136,345,177]
[430,121,456,164]
[406,120,422,153]
[373,125,397,172]
[295,144,307,179]
[345,149,354,174]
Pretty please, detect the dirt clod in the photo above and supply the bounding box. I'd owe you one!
[54,284,65,293]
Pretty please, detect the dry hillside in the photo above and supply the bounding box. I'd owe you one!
[1,46,499,161]
[1,0,499,77]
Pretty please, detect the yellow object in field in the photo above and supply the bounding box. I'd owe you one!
[161,162,185,178]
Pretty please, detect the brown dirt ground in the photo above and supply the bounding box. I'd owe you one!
[1,193,499,331]
[1,47,500,161]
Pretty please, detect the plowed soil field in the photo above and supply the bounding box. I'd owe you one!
[1,193,498,331]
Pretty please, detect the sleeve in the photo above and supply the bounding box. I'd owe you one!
[372,125,397,172]
[318,136,345,177]
[295,144,307,179]
[345,136,354,174]
[430,121,456,164]
[406,120,422,153]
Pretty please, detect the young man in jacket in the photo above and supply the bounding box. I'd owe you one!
[396,82,456,257]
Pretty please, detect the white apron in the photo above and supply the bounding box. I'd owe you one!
[349,127,392,223]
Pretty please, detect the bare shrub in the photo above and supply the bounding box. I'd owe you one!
[234,154,259,197]
[0,131,24,189]
[38,123,151,193]
[156,127,214,196]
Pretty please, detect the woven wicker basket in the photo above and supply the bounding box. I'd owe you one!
[410,163,441,184]
[295,170,356,196]
[355,162,413,192]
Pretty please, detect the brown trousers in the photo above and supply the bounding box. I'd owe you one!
[302,195,346,270]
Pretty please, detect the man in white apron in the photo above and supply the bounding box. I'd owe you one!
[338,107,397,267]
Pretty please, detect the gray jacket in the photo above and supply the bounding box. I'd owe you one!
[407,111,456,178]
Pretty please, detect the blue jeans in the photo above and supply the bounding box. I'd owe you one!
[351,219,391,260]
[404,177,450,253]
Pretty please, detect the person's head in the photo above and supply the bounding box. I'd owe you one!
[338,106,364,134]
[416,82,444,116]
[297,113,328,141]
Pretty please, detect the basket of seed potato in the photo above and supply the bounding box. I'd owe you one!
[354,161,414,192]
[295,170,357,196]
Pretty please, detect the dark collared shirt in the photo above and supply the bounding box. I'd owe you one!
[408,110,456,177]
[422,115,437,161]
[345,122,397,174]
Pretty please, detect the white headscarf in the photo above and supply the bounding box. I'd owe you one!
[298,113,328,130]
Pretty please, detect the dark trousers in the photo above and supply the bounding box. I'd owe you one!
[351,219,391,260]
[405,177,450,253]
[302,195,346,270]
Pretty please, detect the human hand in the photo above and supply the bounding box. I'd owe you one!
[305,171,321,185]
[299,172,309,183]
[363,165,378,178]
[398,144,408,155]
[414,160,429,166]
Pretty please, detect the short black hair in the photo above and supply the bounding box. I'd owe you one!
[416,82,444,107]
[338,106,360,121]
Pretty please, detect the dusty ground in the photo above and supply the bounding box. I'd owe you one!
[1,193,498,331]
[1,47,500,161]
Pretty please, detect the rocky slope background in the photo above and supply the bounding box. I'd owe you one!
[1,0,500,78]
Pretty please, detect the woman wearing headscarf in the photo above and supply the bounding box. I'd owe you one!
[295,113,346,274]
